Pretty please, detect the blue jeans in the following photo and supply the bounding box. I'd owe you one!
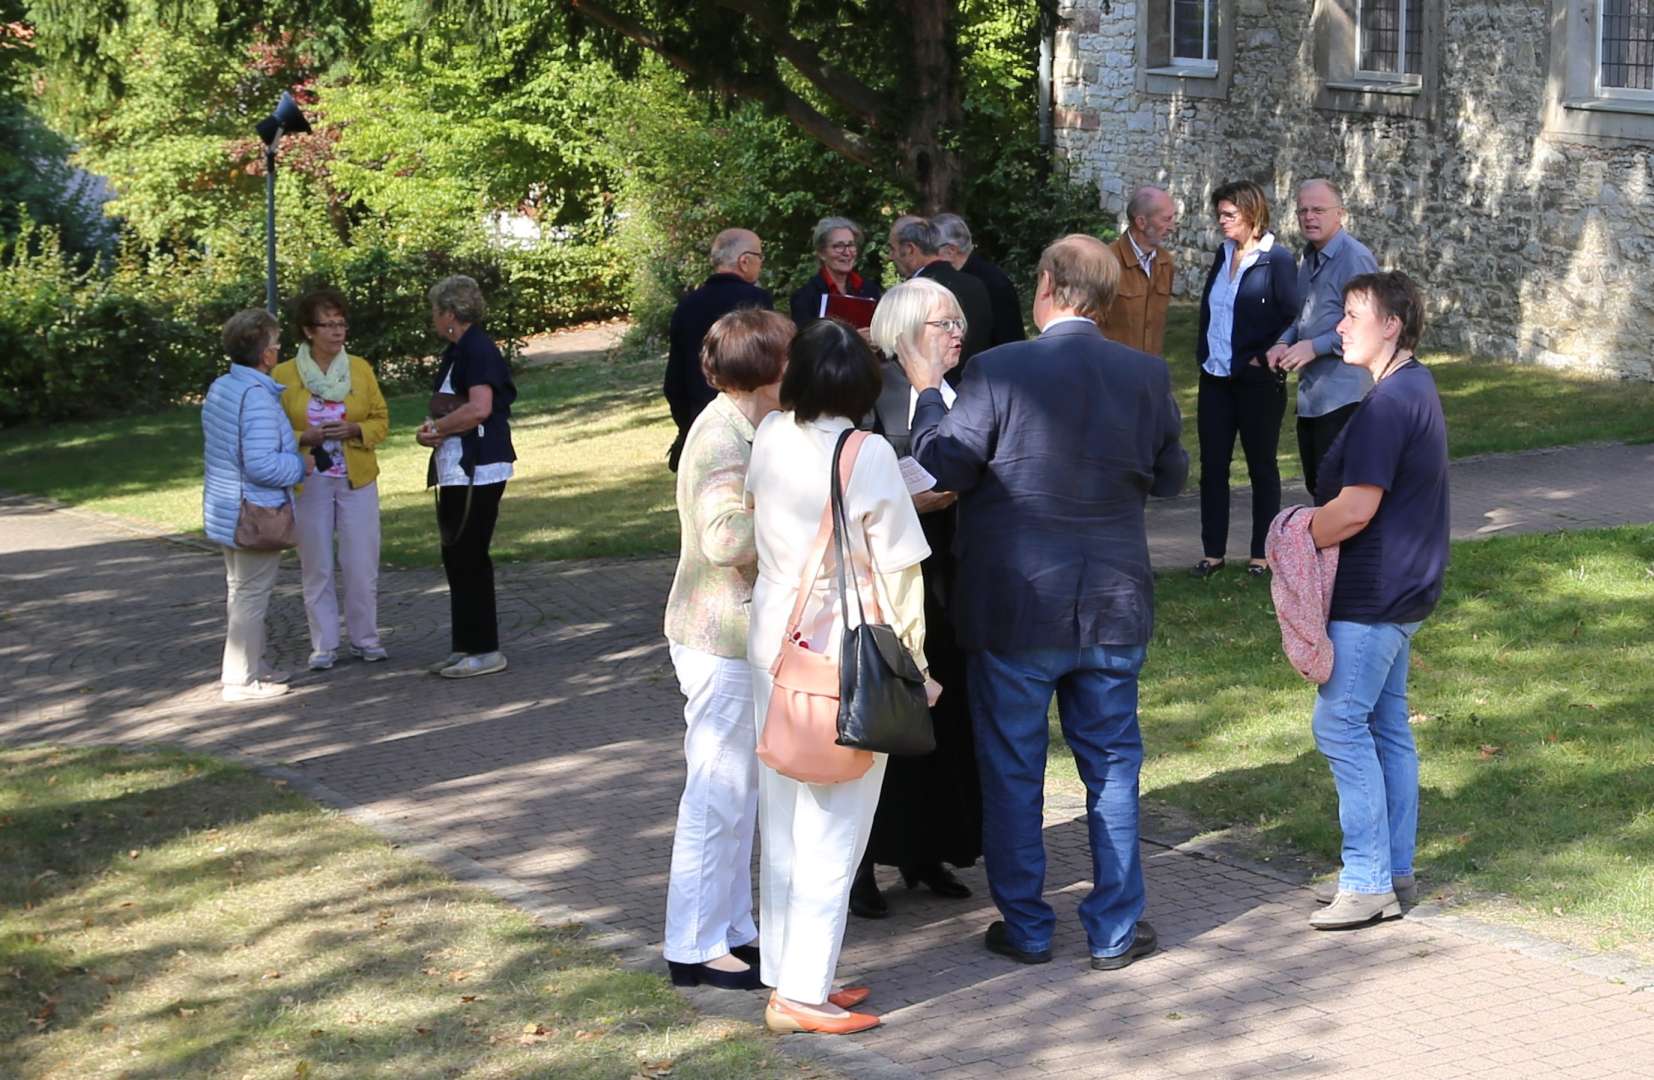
[1312,620,1423,894]
[967,644,1148,958]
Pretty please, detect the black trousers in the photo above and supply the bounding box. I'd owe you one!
[438,481,506,654]
[1297,402,1360,505]
[1198,371,1286,560]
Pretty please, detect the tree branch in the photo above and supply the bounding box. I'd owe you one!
[709,0,884,122]
[568,0,878,168]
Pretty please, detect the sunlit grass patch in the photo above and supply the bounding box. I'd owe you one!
[0,747,795,1079]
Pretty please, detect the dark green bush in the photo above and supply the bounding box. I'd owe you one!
[0,221,628,424]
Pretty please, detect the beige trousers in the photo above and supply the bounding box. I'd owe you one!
[220,547,283,686]
[295,476,382,653]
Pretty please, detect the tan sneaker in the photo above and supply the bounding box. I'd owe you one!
[1313,874,1416,906]
[1309,889,1401,930]
[222,680,289,703]
[439,652,507,679]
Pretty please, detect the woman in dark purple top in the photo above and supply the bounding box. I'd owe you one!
[1304,270,1448,931]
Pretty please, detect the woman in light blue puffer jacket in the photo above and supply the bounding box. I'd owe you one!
[202,308,310,702]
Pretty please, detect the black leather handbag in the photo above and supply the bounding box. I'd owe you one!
[827,429,936,757]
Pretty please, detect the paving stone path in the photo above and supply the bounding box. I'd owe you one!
[4,441,1654,1080]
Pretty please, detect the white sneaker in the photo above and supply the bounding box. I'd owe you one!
[222,680,289,702]
[439,652,508,679]
[259,667,292,684]
[350,645,389,663]
[308,650,337,671]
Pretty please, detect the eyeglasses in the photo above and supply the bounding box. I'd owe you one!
[312,320,349,330]
[926,318,966,334]
[826,242,858,253]
[1215,209,1242,223]
[740,250,765,261]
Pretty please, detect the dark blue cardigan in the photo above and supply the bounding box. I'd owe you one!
[1195,239,1301,383]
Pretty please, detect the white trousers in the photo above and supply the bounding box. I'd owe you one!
[221,547,282,686]
[752,665,888,1004]
[295,476,381,653]
[664,643,760,964]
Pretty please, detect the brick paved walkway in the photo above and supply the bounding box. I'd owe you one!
[4,442,1654,1080]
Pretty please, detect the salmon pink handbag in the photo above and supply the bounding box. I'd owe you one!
[756,430,877,785]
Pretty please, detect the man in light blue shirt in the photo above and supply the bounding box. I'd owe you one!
[1267,179,1379,502]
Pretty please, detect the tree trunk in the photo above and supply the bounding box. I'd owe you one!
[900,0,964,214]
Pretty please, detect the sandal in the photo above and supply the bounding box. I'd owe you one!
[1189,559,1225,579]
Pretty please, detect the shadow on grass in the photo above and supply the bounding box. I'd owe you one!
[0,747,779,1079]
[1126,526,1654,936]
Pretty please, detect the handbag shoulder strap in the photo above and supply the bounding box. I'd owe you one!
[778,429,869,640]
[234,381,294,508]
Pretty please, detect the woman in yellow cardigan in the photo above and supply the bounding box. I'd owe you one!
[273,287,391,671]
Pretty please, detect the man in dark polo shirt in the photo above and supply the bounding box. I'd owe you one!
[663,228,771,470]
[1305,270,1448,932]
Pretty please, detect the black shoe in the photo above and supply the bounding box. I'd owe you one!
[900,862,972,899]
[848,864,889,919]
[1190,558,1225,579]
[666,959,765,991]
[728,943,760,965]
[1090,921,1158,971]
[984,920,1052,965]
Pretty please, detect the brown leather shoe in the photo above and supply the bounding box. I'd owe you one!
[765,994,881,1034]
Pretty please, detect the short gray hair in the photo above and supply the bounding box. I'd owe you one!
[1125,185,1169,226]
[811,216,863,255]
[1297,178,1345,207]
[428,275,487,324]
[931,213,973,254]
[221,308,279,366]
[710,228,755,269]
[869,278,963,360]
[891,216,941,255]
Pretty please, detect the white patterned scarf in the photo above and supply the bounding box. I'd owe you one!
[295,343,352,402]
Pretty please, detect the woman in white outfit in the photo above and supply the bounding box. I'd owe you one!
[745,317,931,1035]
[661,308,794,991]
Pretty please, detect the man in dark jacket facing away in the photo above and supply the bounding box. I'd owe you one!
[663,228,771,470]
[903,234,1188,973]
[888,216,995,378]
[933,213,1026,346]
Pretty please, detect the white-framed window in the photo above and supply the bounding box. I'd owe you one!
[1598,0,1654,100]
[1170,0,1217,71]
[1137,0,1232,99]
[1313,0,1439,118]
[1544,0,1654,143]
[1356,0,1423,78]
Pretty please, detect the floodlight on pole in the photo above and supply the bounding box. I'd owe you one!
[256,91,312,315]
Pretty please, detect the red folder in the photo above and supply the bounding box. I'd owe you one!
[820,293,878,330]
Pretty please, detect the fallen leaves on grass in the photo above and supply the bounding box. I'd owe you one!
[1478,744,1503,759]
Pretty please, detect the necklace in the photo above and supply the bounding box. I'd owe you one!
[1376,350,1414,383]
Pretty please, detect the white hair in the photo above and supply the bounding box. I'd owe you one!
[931,213,973,254]
[869,278,964,360]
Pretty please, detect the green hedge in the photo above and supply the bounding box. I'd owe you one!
[0,222,628,425]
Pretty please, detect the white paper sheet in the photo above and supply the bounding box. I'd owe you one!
[897,455,939,496]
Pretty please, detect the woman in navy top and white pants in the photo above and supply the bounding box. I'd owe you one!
[1193,180,1300,578]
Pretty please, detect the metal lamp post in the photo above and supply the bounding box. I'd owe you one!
[254,92,312,315]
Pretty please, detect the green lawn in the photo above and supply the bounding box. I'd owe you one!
[1055,525,1654,958]
[0,747,801,1080]
[1,310,1650,565]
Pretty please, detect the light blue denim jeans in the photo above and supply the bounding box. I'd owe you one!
[1311,619,1424,895]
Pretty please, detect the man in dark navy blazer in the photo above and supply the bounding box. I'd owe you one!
[933,213,1027,346]
[905,234,1188,972]
[663,228,772,470]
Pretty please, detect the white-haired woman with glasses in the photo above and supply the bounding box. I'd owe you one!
[845,277,984,918]
[789,217,883,328]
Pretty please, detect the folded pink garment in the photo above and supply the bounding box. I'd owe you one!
[1264,505,1340,684]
